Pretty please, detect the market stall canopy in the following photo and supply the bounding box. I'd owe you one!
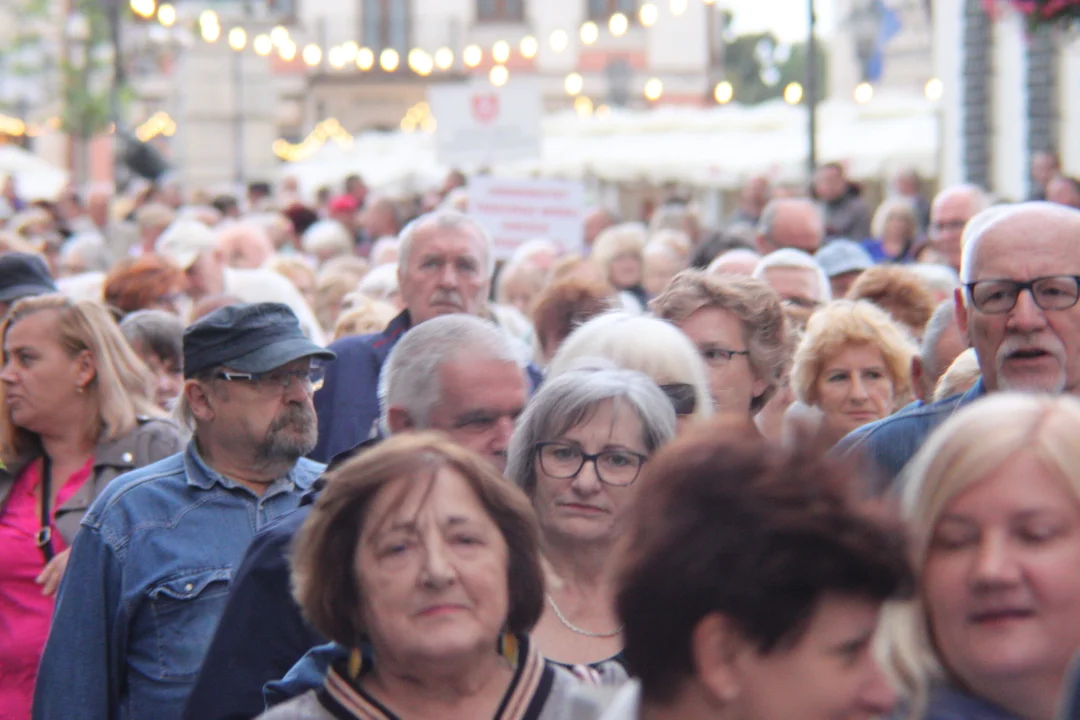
[280,92,938,196]
[0,145,69,202]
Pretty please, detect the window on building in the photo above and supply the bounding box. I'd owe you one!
[362,0,409,50]
[588,0,637,19]
[477,0,525,22]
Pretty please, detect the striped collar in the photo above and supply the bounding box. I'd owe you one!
[316,634,555,720]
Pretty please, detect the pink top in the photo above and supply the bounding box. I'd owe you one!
[0,458,93,720]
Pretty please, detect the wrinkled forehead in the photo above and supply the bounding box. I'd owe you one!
[966,208,1080,280]
[412,224,487,260]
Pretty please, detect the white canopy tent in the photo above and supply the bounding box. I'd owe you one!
[0,145,70,202]
[280,93,939,198]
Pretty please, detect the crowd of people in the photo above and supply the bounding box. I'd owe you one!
[1,151,1080,720]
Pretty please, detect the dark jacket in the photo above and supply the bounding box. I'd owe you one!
[310,310,410,463]
[0,416,184,544]
[833,379,986,495]
[822,191,871,241]
[918,685,1021,720]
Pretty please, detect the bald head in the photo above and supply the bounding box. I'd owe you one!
[707,248,761,277]
[217,223,274,269]
[756,198,824,255]
[929,184,989,271]
[960,202,1080,283]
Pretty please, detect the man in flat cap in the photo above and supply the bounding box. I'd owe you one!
[34,303,334,720]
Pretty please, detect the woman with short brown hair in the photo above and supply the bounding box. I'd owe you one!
[261,432,578,720]
[652,270,792,418]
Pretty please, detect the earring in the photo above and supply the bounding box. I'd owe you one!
[498,631,519,666]
[75,385,84,394]
[347,647,364,679]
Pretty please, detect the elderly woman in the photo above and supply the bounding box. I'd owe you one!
[103,254,187,318]
[652,270,791,420]
[579,418,912,718]
[119,309,185,411]
[548,311,713,430]
[791,300,916,447]
[591,223,649,313]
[0,295,183,718]
[885,394,1080,720]
[863,197,919,262]
[258,432,579,720]
[506,367,676,680]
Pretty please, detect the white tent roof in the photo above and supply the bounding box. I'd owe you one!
[0,145,69,201]
[281,93,939,196]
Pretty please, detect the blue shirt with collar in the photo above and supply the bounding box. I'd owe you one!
[833,378,988,495]
[32,443,324,720]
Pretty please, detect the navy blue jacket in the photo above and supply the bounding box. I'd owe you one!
[310,310,543,464]
[834,379,986,495]
[310,311,410,463]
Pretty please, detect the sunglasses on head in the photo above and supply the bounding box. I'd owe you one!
[660,383,697,416]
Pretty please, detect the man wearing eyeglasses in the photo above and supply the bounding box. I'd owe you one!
[33,303,334,720]
[925,184,990,271]
[836,202,1080,493]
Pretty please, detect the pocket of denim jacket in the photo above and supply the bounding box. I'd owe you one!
[147,567,233,681]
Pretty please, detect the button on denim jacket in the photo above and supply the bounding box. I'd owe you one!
[32,442,324,720]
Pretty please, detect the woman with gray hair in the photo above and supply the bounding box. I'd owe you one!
[506,366,676,683]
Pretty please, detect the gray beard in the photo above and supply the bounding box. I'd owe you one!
[255,405,318,465]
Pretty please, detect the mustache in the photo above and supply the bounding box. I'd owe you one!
[269,404,316,433]
[430,289,464,306]
[997,334,1066,362]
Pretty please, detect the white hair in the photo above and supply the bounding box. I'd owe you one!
[302,219,353,260]
[355,262,399,302]
[369,236,400,266]
[61,232,113,273]
[509,238,561,268]
[905,263,959,298]
[547,310,713,422]
[397,209,495,278]
[378,314,527,432]
[752,248,832,302]
[707,248,762,275]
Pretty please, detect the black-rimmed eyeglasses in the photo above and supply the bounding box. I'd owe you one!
[535,441,648,486]
[215,366,326,393]
[965,276,1080,315]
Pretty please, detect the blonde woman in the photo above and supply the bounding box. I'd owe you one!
[591,223,648,312]
[791,300,916,448]
[886,394,1080,720]
[0,295,182,718]
[865,197,919,262]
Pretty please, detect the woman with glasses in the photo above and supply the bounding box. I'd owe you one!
[506,367,676,682]
[791,300,916,448]
[651,270,792,420]
[546,311,712,432]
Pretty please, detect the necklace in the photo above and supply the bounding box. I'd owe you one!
[546,593,624,638]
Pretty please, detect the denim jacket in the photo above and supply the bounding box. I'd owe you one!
[833,379,987,495]
[32,442,324,720]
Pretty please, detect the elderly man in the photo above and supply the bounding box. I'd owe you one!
[359,195,403,245]
[217,222,275,269]
[814,239,874,298]
[156,220,323,343]
[312,209,537,461]
[925,184,990,271]
[755,197,825,255]
[752,248,832,311]
[182,313,528,720]
[836,202,1080,490]
[814,162,870,240]
[910,301,967,404]
[133,203,176,256]
[33,304,334,720]
[706,248,761,276]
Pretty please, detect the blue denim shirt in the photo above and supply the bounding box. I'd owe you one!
[32,443,324,720]
[833,378,986,495]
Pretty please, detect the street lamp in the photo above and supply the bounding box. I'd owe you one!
[805,0,818,178]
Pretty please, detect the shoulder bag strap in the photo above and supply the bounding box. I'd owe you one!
[36,455,54,563]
